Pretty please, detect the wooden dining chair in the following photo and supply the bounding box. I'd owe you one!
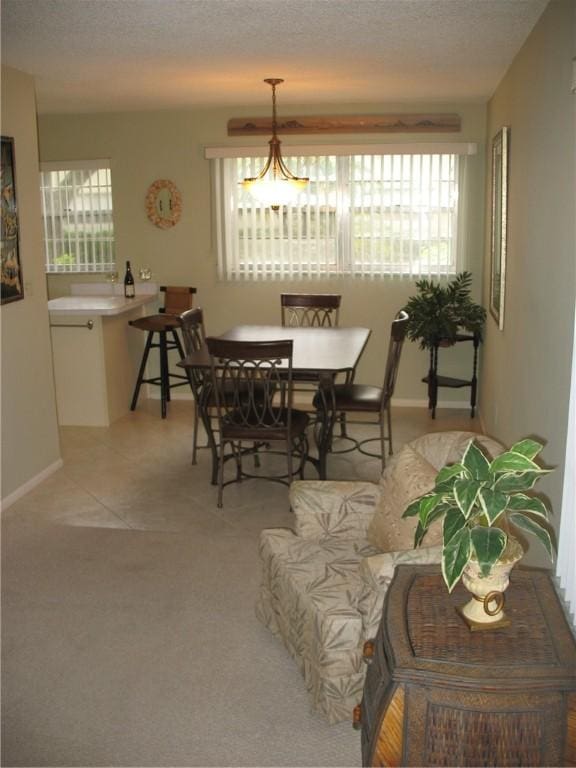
[281,293,341,328]
[206,337,310,507]
[313,310,409,472]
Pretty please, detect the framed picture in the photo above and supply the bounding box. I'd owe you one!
[489,126,509,330]
[1,136,24,304]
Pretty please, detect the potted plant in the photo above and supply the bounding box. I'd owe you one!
[403,271,487,349]
[403,436,556,627]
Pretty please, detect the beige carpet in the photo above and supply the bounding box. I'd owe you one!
[1,400,481,767]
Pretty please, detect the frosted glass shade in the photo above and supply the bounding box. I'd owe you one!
[241,176,307,208]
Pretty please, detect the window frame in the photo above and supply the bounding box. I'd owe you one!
[40,159,116,275]
[207,142,477,282]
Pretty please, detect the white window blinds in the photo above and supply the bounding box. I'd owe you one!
[40,160,115,274]
[209,144,475,281]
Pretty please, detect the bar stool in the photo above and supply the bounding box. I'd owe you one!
[129,286,197,418]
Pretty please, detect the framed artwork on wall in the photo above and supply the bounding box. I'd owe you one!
[1,136,24,305]
[489,126,509,330]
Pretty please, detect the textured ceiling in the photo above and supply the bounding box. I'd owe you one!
[1,0,549,114]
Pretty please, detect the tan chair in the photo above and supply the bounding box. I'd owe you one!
[256,431,504,723]
[129,286,197,418]
[281,293,341,328]
[206,337,310,507]
[314,310,409,472]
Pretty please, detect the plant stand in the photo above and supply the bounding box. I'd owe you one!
[422,332,480,418]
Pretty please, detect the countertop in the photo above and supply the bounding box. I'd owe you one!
[48,294,157,317]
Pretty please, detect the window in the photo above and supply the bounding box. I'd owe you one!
[40,160,115,273]
[209,144,476,281]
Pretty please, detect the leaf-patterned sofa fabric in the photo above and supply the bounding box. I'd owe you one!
[255,431,503,724]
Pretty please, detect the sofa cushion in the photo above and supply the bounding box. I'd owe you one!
[407,431,503,470]
[366,444,442,551]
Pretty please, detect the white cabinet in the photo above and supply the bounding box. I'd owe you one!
[49,294,156,426]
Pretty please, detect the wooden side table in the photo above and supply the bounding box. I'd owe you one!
[359,565,576,767]
[422,332,480,418]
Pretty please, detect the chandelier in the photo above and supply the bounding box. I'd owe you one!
[241,78,308,210]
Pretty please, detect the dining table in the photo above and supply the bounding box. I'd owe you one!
[178,324,371,481]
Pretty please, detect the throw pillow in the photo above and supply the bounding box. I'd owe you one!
[366,444,442,552]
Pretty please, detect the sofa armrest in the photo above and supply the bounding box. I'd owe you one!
[357,546,443,639]
[359,545,443,590]
[290,480,380,541]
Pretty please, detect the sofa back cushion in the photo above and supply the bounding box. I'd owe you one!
[366,444,442,552]
[366,431,504,553]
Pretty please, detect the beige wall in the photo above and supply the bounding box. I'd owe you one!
[38,102,487,403]
[481,0,575,562]
[1,67,61,503]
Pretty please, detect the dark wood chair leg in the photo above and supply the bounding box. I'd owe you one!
[159,331,169,418]
[131,331,154,411]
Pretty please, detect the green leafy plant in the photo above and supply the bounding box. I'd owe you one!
[402,438,556,592]
[403,271,487,350]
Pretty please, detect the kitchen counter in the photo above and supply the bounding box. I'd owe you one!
[48,294,156,317]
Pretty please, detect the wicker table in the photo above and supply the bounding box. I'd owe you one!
[359,564,576,767]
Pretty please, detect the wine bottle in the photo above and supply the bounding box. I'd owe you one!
[124,260,135,299]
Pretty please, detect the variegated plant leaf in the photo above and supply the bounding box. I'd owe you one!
[490,452,544,475]
[435,463,466,492]
[478,487,508,524]
[509,512,555,558]
[494,471,549,493]
[470,526,507,577]
[418,494,443,528]
[509,438,544,460]
[462,440,491,480]
[506,493,550,519]
[443,507,467,545]
[442,527,471,592]
[454,478,483,518]
[403,495,431,519]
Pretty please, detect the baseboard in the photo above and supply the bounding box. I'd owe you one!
[392,398,474,410]
[1,458,64,513]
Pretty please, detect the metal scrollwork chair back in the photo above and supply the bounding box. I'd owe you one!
[281,293,341,328]
[206,337,310,507]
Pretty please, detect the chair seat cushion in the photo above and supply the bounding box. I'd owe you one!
[256,528,380,723]
[222,408,309,441]
[313,383,383,411]
[129,314,182,332]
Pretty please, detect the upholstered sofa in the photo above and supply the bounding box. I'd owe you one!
[256,430,503,723]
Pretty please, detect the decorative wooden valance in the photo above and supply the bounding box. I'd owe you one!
[228,113,461,136]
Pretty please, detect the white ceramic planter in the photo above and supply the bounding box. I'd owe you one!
[459,536,524,629]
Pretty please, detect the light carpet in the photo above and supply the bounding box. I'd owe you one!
[1,400,481,767]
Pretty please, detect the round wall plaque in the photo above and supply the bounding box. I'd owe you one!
[145,179,182,229]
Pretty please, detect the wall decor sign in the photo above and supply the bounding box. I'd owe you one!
[145,179,182,229]
[1,136,24,305]
[489,126,510,330]
[228,113,462,136]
